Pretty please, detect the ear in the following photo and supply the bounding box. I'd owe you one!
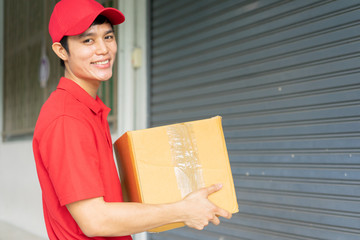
[52,42,69,61]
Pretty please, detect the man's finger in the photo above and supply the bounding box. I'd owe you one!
[210,216,220,225]
[206,183,223,196]
[215,207,232,219]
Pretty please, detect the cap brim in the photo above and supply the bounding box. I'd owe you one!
[100,8,125,25]
[64,8,125,37]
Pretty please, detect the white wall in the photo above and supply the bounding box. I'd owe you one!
[0,0,3,137]
[117,0,148,239]
[0,140,47,238]
[117,0,148,135]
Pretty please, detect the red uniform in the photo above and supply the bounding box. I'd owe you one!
[33,77,132,240]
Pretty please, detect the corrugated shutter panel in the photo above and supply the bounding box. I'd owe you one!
[149,0,360,239]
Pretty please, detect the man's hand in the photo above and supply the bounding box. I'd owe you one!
[179,184,232,230]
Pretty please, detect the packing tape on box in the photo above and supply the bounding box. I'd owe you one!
[167,123,205,198]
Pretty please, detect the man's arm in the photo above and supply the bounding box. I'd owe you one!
[66,184,232,237]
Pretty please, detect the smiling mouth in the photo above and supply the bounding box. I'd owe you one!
[92,60,110,65]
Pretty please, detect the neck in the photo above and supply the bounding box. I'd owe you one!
[64,72,100,99]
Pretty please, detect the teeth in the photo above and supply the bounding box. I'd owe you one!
[93,60,109,65]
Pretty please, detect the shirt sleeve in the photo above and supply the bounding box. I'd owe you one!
[39,115,105,206]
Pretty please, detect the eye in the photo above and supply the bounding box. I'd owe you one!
[83,38,94,44]
[105,34,115,41]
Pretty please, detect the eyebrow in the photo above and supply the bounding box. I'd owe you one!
[77,29,115,39]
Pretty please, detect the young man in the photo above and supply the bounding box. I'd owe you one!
[33,0,231,239]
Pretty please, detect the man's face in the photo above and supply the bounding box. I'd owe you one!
[65,22,117,83]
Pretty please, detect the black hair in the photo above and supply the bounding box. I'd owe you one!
[59,15,114,67]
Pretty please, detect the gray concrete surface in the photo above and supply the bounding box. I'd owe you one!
[0,221,46,240]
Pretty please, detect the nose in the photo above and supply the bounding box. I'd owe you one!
[95,39,108,55]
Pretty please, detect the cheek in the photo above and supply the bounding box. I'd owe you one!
[110,43,118,58]
[72,47,95,63]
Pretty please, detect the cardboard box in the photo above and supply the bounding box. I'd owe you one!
[114,116,238,232]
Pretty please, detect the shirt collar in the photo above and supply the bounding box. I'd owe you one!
[57,77,110,115]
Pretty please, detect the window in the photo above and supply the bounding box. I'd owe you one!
[3,0,118,140]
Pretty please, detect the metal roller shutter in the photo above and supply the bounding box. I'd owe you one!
[148,0,360,239]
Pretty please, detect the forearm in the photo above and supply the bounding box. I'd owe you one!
[67,197,185,237]
[99,201,185,236]
[67,185,231,237]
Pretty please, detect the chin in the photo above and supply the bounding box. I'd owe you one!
[96,72,113,81]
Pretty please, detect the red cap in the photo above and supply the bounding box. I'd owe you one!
[49,0,125,43]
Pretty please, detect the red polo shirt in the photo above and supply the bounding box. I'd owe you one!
[33,77,132,240]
